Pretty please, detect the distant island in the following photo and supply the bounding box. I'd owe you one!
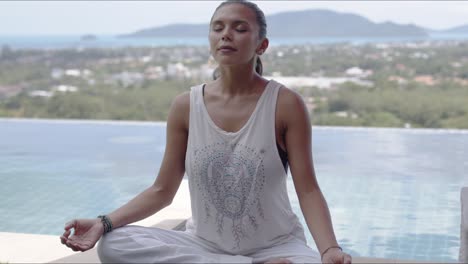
[119,9,429,39]
[438,25,468,34]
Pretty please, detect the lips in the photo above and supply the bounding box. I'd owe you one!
[218,45,237,51]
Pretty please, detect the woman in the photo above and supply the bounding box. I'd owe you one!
[61,1,352,263]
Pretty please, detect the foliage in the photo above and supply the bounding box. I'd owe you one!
[1,42,468,129]
[309,84,468,128]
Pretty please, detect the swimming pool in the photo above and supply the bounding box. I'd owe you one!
[1,119,466,261]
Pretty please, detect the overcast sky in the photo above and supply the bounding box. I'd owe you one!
[0,1,467,35]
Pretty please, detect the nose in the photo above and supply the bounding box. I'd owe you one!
[221,29,232,41]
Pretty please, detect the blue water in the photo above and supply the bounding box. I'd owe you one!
[0,119,467,262]
[1,33,468,49]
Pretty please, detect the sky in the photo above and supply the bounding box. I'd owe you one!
[0,1,467,35]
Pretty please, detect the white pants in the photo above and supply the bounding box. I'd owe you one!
[97,225,321,263]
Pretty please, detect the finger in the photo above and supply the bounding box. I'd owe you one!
[65,239,75,248]
[322,256,331,264]
[78,241,92,251]
[71,239,92,252]
[60,235,68,245]
[72,241,85,251]
[344,254,352,264]
[68,236,79,244]
[61,229,71,239]
[64,219,76,230]
[64,240,74,251]
[66,240,80,252]
[68,236,89,250]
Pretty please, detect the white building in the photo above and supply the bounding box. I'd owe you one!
[167,63,191,79]
[65,69,81,77]
[55,85,78,93]
[29,90,53,97]
[265,76,373,89]
[345,67,364,77]
[112,72,144,87]
[144,66,165,80]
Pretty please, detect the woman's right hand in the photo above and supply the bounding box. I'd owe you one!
[60,218,104,252]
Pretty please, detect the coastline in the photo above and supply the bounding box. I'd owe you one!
[0,180,191,263]
[1,34,468,50]
[2,117,468,134]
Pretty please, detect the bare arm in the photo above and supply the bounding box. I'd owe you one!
[61,92,190,252]
[278,88,339,256]
[107,92,190,229]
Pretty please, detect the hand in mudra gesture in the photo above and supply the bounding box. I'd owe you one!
[60,218,104,252]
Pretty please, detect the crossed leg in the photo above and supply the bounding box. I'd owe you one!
[97,225,320,264]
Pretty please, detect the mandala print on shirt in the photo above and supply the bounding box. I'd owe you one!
[193,141,266,248]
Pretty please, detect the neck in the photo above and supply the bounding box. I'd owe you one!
[217,62,261,96]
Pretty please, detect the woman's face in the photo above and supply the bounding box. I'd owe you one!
[209,3,265,67]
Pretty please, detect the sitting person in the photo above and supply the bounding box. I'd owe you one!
[60,1,352,263]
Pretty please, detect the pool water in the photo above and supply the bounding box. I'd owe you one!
[1,119,466,262]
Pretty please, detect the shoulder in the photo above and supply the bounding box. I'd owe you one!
[276,83,309,122]
[171,83,208,115]
[275,83,312,140]
[168,90,191,130]
[172,90,190,110]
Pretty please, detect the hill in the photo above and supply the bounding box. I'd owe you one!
[120,9,428,38]
[438,24,468,34]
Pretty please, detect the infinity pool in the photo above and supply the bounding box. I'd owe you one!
[1,119,466,261]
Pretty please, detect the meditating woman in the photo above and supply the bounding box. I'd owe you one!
[61,1,352,263]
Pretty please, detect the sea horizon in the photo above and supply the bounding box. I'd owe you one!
[1,32,468,50]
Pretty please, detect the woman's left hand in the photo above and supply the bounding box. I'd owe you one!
[322,248,352,264]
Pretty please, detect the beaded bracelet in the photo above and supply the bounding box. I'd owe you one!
[97,215,113,234]
[321,245,342,260]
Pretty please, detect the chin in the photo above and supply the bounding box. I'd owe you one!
[216,57,249,66]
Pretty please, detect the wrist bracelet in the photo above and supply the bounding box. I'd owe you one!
[321,245,342,260]
[97,215,113,234]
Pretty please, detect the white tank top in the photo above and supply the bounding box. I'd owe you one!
[184,79,306,254]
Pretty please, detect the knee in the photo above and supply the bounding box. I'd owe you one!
[97,232,117,263]
[97,227,132,263]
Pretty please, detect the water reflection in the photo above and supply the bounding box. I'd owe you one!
[1,122,467,261]
[301,127,467,261]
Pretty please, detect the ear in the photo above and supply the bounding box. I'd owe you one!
[256,38,269,55]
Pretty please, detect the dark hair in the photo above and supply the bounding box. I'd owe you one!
[211,0,267,80]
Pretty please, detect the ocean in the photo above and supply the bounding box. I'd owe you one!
[1,33,468,50]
